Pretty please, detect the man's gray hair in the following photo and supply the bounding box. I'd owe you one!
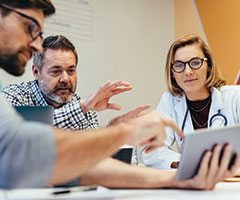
[33,35,78,71]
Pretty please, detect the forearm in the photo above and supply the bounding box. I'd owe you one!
[80,158,176,189]
[49,125,131,185]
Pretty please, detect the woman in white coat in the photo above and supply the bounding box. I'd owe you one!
[140,34,240,169]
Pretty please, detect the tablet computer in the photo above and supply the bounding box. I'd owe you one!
[176,126,240,180]
[15,106,54,125]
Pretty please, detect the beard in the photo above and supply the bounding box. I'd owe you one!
[38,79,76,106]
[0,48,32,76]
[0,53,26,76]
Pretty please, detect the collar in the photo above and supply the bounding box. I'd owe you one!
[30,80,49,106]
[173,94,193,132]
[210,87,224,111]
[208,87,224,120]
[173,87,224,111]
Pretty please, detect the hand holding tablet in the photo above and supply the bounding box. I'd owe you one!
[177,126,240,180]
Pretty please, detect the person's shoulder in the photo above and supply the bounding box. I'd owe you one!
[3,81,32,90]
[161,91,174,99]
[158,91,182,109]
[218,85,240,97]
[219,85,240,92]
[160,91,183,102]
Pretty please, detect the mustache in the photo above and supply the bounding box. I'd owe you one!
[55,83,73,91]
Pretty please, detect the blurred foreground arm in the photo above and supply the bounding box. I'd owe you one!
[49,111,182,185]
[80,145,240,190]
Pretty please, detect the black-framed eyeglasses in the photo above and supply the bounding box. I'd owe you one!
[0,3,43,42]
[171,57,207,73]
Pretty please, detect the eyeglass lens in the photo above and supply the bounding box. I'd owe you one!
[0,4,42,41]
[28,23,43,40]
[172,57,204,73]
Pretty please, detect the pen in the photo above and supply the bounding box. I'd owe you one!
[52,185,98,195]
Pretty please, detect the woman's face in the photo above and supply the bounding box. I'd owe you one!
[172,44,209,100]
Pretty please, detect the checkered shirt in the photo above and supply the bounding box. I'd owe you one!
[2,80,99,131]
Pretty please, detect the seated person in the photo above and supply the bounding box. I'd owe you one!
[140,34,240,169]
[2,35,150,131]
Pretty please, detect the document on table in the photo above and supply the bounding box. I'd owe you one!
[5,185,114,200]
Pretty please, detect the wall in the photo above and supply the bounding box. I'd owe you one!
[174,0,240,84]
[194,0,240,84]
[174,0,204,40]
[0,0,174,125]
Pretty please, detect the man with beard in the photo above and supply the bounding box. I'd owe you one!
[0,0,239,191]
[2,35,150,131]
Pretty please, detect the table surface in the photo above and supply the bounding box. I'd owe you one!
[1,182,240,200]
[113,182,240,200]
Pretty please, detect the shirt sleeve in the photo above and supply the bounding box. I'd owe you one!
[140,146,181,169]
[140,92,181,169]
[53,100,99,131]
[0,96,55,189]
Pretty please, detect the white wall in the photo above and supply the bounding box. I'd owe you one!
[0,0,174,125]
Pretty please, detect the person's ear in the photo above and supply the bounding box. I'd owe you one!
[32,65,40,80]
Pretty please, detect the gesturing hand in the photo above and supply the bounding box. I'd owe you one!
[80,80,132,112]
[107,104,151,127]
[127,111,183,152]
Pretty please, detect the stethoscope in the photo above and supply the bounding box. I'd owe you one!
[181,108,228,131]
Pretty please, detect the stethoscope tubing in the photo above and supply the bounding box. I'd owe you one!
[181,109,228,131]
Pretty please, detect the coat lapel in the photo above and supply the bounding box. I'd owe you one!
[173,95,194,134]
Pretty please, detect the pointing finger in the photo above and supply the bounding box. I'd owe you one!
[161,118,184,139]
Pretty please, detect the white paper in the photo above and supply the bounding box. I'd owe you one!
[44,0,93,41]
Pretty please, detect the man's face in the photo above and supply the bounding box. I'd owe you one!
[0,7,44,76]
[34,49,77,107]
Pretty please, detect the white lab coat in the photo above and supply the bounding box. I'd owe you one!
[140,85,240,169]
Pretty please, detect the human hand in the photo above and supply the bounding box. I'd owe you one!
[171,144,240,190]
[80,80,132,112]
[127,111,183,152]
[107,104,151,127]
